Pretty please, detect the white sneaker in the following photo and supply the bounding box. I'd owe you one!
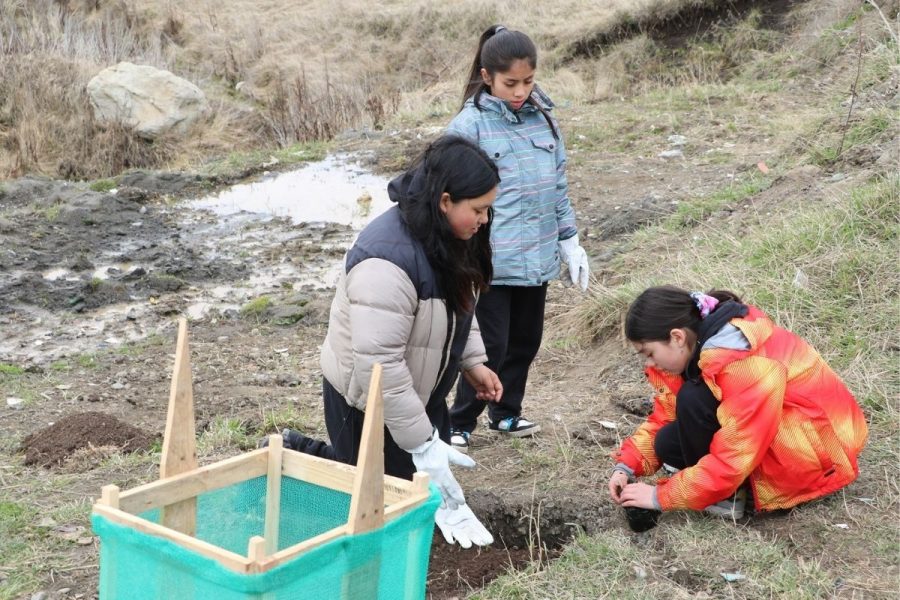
[449,429,470,454]
[705,487,747,520]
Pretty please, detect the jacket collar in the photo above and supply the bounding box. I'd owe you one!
[467,85,555,124]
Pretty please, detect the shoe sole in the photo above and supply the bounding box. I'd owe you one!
[491,424,541,438]
[450,444,469,454]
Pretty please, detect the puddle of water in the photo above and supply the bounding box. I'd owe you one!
[190,154,393,227]
[41,264,143,282]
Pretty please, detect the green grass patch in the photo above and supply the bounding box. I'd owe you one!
[204,141,329,179]
[0,500,41,599]
[43,203,61,221]
[666,172,772,229]
[89,179,116,193]
[198,417,255,452]
[240,295,273,317]
[0,363,24,375]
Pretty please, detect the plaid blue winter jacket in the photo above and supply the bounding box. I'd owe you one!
[447,88,578,286]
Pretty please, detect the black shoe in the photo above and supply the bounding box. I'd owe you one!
[488,416,540,438]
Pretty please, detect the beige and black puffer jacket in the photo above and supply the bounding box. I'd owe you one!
[320,206,488,450]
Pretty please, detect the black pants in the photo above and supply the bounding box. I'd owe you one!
[322,378,450,480]
[654,378,721,469]
[450,284,547,433]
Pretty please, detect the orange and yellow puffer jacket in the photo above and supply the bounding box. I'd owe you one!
[613,305,868,512]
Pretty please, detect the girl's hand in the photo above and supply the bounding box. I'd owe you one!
[609,470,629,504]
[619,482,658,510]
[463,365,503,402]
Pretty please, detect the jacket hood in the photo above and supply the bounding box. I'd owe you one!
[697,305,774,378]
[684,300,748,381]
[466,85,555,124]
[387,163,426,208]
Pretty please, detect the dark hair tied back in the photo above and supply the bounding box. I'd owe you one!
[624,285,742,342]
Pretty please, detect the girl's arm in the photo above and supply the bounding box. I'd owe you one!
[613,370,678,476]
[552,129,578,241]
[656,356,786,511]
[345,258,434,450]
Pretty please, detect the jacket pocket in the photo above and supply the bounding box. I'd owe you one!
[481,139,516,185]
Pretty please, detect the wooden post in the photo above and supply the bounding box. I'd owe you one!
[346,363,385,534]
[264,434,283,555]
[100,484,120,509]
[160,317,198,536]
[343,364,385,599]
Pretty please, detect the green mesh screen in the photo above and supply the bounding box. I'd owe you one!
[92,475,440,600]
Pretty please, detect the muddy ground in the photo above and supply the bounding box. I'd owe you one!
[1,66,896,599]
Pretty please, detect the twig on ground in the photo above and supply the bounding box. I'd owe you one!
[835,27,865,159]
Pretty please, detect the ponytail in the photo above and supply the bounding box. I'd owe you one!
[624,285,743,342]
[460,25,558,139]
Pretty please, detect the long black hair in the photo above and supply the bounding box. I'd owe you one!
[388,135,499,314]
[624,285,743,342]
[461,24,558,139]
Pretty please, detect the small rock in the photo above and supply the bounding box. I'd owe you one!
[6,397,24,409]
[667,134,687,146]
[31,591,50,600]
[658,149,683,159]
[792,268,809,289]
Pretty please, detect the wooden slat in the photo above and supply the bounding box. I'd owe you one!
[281,451,415,504]
[119,451,267,515]
[264,435,282,555]
[160,318,199,535]
[346,363,385,535]
[256,524,348,572]
[93,504,251,573]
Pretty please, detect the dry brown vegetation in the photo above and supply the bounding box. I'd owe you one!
[4,0,878,179]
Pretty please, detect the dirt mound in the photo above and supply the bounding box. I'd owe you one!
[20,411,156,467]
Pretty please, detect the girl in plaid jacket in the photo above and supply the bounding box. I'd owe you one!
[446,25,590,449]
[610,285,868,523]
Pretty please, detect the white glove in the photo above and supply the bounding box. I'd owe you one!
[558,234,590,292]
[435,504,494,548]
[410,428,475,510]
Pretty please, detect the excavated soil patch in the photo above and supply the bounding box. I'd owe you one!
[20,411,156,466]
[426,490,611,598]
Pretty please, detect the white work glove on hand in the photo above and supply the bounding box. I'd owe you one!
[410,428,475,510]
[435,504,494,548]
[558,233,590,292]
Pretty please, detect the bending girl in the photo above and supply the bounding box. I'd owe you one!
[610,285,868,523]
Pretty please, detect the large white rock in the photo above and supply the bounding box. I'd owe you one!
[87,62,209,140]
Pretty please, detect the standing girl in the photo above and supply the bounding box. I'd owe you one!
[610,285,868,524]
[447,25,590,451]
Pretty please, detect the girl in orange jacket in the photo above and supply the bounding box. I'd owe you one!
[609,285,868,525]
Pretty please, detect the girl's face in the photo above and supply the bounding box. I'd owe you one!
[482,59,535,111]
[632,329,692,374]
[440,186,497,240]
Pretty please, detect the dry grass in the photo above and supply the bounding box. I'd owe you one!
[0,0,816,179]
